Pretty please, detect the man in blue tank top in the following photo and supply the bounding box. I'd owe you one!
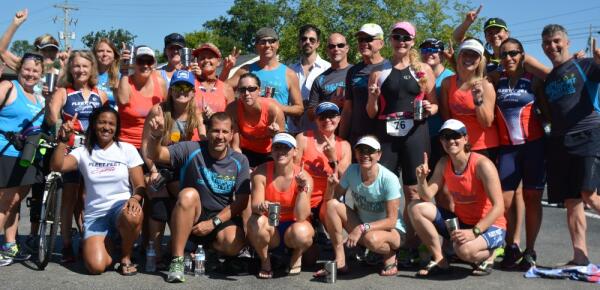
[226,27,303,131]
[541,24,600,266]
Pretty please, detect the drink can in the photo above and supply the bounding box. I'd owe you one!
[268,202,280,226]
[179,47,192,68]
[45,73,58,93]
[264,86,275,98]
[325,261,337,283]
[444,218,459,235]
[414,100,424,121]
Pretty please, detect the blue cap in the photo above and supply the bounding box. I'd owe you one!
[315,102,340,115]
[170,70,195,87]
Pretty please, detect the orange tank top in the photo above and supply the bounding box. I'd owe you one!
[195,79,228,113]
[301,131,343,208]
[238,98,274,153]
[264,161,300,222]
[443,153,506,229]
[447,75,499,150]
[120,74,163,148]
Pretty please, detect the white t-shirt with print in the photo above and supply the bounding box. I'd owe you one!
[69,142,143,218]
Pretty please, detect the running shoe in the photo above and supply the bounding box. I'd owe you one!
[499,243,522,269]
[0,254,13,266]
[166,256,185,283]
[0,244,31,261]
[518,248,537,269]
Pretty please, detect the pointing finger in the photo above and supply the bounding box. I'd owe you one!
[72,112,78,124]
[423,152,428,166]
[475,4,483,15]
[593,37,597,52]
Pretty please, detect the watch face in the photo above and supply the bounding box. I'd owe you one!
[213,217,222,226]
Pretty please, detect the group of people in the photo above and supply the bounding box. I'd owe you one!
[0,5,599,283]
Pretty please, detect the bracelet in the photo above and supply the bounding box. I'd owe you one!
[474,98,484,106]
[328,160,338,168]
[149,133,162,140]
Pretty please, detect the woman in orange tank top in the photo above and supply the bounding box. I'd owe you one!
[247,133,314,279]
[295,102,351,221]
[439,39,499,160]
[227,73,284,168]
[117,46,167,150]
[410,119,505,277]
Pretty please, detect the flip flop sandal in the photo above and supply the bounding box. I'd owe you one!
[416,260,450,277]
[115,262,138,276]
[379,262,398,276]
[472,261,493,276]
[258,269,273,279]
[288,265,302,276]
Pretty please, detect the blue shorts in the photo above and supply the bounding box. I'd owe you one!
[432,206,506,250]
[83,200,126,239]
[497,138,546,191]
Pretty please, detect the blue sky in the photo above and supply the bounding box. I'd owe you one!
[1,0,599,67]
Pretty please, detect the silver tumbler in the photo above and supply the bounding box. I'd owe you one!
[45,73,58,93]
[179,47,192,68]
[445,217,460,235]
[268,203,280,226]
[325,260,337,283]
[414,100,424,121]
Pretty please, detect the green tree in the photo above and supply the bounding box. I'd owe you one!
[80,28,137,49]
[10,40,35,57]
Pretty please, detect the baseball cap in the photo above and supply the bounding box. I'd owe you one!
[170,70,195,87]
[354,135,381,151]
[37,42,59,50]
[255,27,279,41]
[391,21,416,38]
[192,43,222,58]
[135,46,156,60]
[356,23,384,40]
[458,39,484,56]
[483,18,508,31]
[164,33,186,48]
[439,119,467,135]
[315,102,340,116]
[272,133,297,148]
[419,38,444,50]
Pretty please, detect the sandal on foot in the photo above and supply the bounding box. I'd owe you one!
[288,265,302,276]
[258,269,273,279]
[379,262,398,276]
[416,260,449,277]
[115,263,138,276]
[313,264,349,278]
[472,261,493,276]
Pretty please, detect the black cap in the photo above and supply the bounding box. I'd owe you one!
[419,38,444,50]
[483,18,508,31]
[164,33,186,48]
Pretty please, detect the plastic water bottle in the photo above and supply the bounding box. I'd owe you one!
[194,245,205,276]
[145,241,157,272]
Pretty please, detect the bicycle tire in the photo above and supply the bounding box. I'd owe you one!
[37,179,62,270]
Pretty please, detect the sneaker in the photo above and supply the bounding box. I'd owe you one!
[519,249,537,269]
[499,243,522,269]
[167,256,185,283]
[0,244,31,261]
[0,254,13,266]
[61,247,76,263]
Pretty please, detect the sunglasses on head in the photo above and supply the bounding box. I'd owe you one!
[440,131,463,141]
[327,43,346,49]
[257,38,277,45]
[500,50,521,59]
[171,83,194,94]
[301,36,317,44]
[356,145,377,155]
[238,86,259,93]
[22,53,44,62]
[420,47,442,54]
[391,34,413,42]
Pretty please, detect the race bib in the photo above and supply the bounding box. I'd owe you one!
[386,118,414,137]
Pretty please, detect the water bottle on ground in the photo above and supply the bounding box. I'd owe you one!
[145,241,157,272]
[194,245,205,276]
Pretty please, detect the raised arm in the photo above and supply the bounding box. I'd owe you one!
[45,88,66,127]
[416,152,446,202]
[293,165,313,221]
[0,9,28,70]
[366,71,380,118]
[145,105,171,165]
[452,5,482,44]
[472,78,496,127]
[50,113,79,173]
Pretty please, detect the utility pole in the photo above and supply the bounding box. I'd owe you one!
[53,0,78,50]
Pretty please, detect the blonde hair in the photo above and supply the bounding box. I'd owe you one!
[33,34,59,49]
[457,50,487,84]
[93,38,121,89]
[160,89,202,144]
[408,48,428,92]
[58,50,99,88]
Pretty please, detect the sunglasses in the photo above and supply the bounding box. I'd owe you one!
[420,47,442,54]
[257,38,277,45]
[327,43,346,49]
[500,50,521,59]
[440,131,463,141]
[356,145,377,155]
[171,84,194,94]
[23,53,44,62]
[318,113,339,121]
[301,36,317,44]
[238,86,259,93]
[391,34,414,42]
[136,57,155,66]
[357,36,376,43]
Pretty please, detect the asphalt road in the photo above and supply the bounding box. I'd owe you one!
[2,200,600,290]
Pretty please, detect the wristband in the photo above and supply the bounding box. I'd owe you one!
[328,160,338,168]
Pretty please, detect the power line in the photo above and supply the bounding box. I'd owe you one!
[510,5,600,27]
[53,0,79,49]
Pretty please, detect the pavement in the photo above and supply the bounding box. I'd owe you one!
[2,200,600,290]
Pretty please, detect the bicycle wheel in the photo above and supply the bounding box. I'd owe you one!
[37,179,62,270]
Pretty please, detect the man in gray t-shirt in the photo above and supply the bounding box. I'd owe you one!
[147,111,250,282]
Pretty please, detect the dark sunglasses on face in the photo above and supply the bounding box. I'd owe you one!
[257,38,277,45]
[171,84,194,94]
[238,86,259,93]
[356,145,377,155]
[391,34,414,42]
[500,50,521,59]
[327,43,346,49]
[301,36,317,44]
[357,36,376,43]
[318,113,339,120]
[420,47,442,54]
[440,131,463,141]
[136,57,154,66]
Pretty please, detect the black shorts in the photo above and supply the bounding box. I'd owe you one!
[0,155,44,188]
[150,196,176,223]
[377,121,430,186]
[474,147,498,164]
[188,209,244,248]
[547,130,600,203]
[241,148,272,168]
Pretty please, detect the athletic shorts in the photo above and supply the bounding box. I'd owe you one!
[547,130,600,203]
[188,209,244,248]
[0,155,44,188]
[376,121,430,186]
[432,206,506,250]
[83,200,126,239]
[241,148,272,168]
[497,138,546,191]
[473,147,498,164]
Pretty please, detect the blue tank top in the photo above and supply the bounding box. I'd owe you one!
[62,87,103,133]
[249,62,289,106]
[97,71,119,109]
[429,68,455,136]
[0,81,45,157]
[160,69,172,89]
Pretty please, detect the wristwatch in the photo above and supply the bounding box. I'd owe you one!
[363,223,371,233]
[472,226,481,237]
[212,216,222,227]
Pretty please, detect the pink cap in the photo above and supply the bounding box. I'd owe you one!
[391,21,416,37]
